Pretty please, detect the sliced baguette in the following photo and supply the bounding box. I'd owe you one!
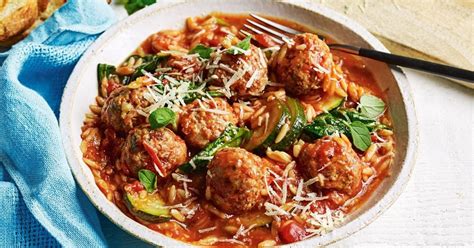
[0,0,39,43]
[0,0,67,47]
[39,0,66,20]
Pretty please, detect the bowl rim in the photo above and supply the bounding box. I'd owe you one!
[59,0,419,246]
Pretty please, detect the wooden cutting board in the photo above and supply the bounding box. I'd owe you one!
[308,0,473,70]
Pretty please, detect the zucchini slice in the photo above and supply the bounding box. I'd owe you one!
[271,97,306,151]
[319,95,345,112]
[124,191,171,223]
[244,99,290,153]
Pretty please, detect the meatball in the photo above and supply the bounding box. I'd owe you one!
[206,148,265,214]
[207,45,268,97]
[121,126,187,177]
[156,54,203,81]
[274,33,334,96]
[296,136,362,196]
[179,98,237,149]
[101,87,151,132]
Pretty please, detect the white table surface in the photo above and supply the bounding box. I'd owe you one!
[333,70,473,247]
[106,3,474,247]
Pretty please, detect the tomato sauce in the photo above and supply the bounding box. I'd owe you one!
[81,13,395,247]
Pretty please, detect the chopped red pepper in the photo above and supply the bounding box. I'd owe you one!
[142,141,166,177]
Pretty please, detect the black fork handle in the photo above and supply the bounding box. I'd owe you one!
[329,44,474,83]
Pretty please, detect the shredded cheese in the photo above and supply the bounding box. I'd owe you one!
[245,70,260,88]
[313,64,330,74]
[198,226,217,233]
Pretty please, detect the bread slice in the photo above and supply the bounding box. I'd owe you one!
[0,0,67,47]
[0,0,39,43]
[39,0,66,20]
[37,0,48,13]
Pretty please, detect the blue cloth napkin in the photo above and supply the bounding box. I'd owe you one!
[0,0,147,246]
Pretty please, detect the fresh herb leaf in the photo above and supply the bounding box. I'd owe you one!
[149,107,176,129]
[227,35,252,55]
[138,169,157,193]
[349,121,372,151]
[180,124,250,173]
[303,109,375,151]
[189,44,213,59]
[125,0,156,15]
[359,94,385,119]
[130,55,166,80]
[303,113,349,140]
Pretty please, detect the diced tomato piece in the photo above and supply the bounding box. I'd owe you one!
[142,141,166,177]
[278,220,307,243]
[107,79,121,95]
[129,181,144,192]
[254,33,278,48]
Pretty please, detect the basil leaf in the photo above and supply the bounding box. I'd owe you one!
[189,44,213,59]
[349,121,372,151]
[359,95,385,119]
[149,107,176,129]
[130,55,165,80]
[227,35,252,55]
[138,169,157,193]
[125,0,156,15]
[303,113,349,140]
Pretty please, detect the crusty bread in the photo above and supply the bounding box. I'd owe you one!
[37,0,48,13]
[39,0,65,20]
[0,0,39,44]
[0,0,67,47]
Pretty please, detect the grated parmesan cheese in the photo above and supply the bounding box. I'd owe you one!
[198,226,217,233]
[245,70,260,88]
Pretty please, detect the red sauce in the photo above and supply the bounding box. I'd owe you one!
[82,13,395,247]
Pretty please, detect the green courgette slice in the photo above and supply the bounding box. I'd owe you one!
[244,99,290,153]
[271,97,306,151]
[320,95,345,112]
[124,191,171,223]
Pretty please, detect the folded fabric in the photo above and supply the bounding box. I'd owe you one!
[0,0,117,246]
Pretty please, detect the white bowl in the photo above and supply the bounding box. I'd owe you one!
[59,0,418,246]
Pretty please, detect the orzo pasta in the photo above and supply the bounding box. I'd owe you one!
[81,13,395,247]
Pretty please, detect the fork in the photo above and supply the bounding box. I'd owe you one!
[241,14,474,88]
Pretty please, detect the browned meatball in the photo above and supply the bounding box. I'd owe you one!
[179,98,237,149]
[156,54,203,81]
[207,45,268,97]
[101,87,151,132]
[121,126,187,177]
[274,33,334,96]
[296,136,362,196]
[206,148,265,214]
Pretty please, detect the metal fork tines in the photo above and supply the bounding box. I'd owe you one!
[240,14,302,45]
[241,14,331,46]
